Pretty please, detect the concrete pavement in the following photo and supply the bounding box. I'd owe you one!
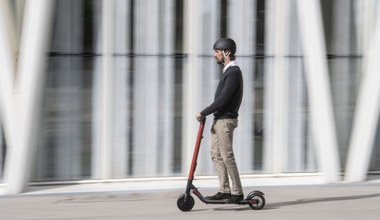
[0,177,380,220]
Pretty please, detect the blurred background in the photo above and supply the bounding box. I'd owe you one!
[1,0,380,190]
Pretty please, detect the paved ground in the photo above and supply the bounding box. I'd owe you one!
[0,178,380,220]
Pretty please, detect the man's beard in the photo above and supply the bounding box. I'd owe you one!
[216,58,224,64]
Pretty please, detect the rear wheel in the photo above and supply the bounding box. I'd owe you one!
[177,194,195,212]
[247,192,265,210]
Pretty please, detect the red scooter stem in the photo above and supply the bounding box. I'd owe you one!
[187,118,206,181]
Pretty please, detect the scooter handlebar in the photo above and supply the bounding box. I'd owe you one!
[196,115,206,124]
[199,117,206,124]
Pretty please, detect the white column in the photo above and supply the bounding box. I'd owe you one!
[228,0,256,173]
[97,0,115,179]
[264,0,290,174]
[345,8,380,182]
[0,0,16,187]
[160,0,175,175]
[12,0,24,53]
[183,0,223,176]
[0,0,17,156]
[133,0,160,176]
[287,58,307,172]
[287,0,309,172]
[112,0,130,178]
[296,0,340,182]
[3,0,55,194]
[355,0,377,70]
[194,0,220,175]
[182,0,202,175]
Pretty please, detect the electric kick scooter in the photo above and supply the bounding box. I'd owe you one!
[177,117,266,211]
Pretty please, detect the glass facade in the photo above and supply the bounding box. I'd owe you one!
[1,0,380,185]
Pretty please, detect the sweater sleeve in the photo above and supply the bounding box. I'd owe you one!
[200,71,240,116]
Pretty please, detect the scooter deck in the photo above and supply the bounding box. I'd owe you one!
[203,199,251,205]
[190,184,257,205]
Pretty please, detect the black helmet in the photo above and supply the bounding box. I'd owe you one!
[213,38,236,54]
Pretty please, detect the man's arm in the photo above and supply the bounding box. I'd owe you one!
[200,71,240,117]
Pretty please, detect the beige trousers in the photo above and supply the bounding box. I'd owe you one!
[210,118,243,195]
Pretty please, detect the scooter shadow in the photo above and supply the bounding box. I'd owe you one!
[266,193,380,210]
[208,193,380,211]
[264,193,380,209]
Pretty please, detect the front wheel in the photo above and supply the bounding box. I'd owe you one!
[247,192,265,210]
[177,194,195,212]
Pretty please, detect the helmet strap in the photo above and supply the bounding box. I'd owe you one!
[222,50,227,58]
[222,50,230,64]
[221,50,226,63]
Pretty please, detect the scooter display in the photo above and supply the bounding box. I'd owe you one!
[177,117,266,211]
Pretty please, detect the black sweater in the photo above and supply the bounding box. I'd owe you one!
[201,66,243,119]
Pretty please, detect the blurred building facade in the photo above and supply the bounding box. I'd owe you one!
[1,0,380,194]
